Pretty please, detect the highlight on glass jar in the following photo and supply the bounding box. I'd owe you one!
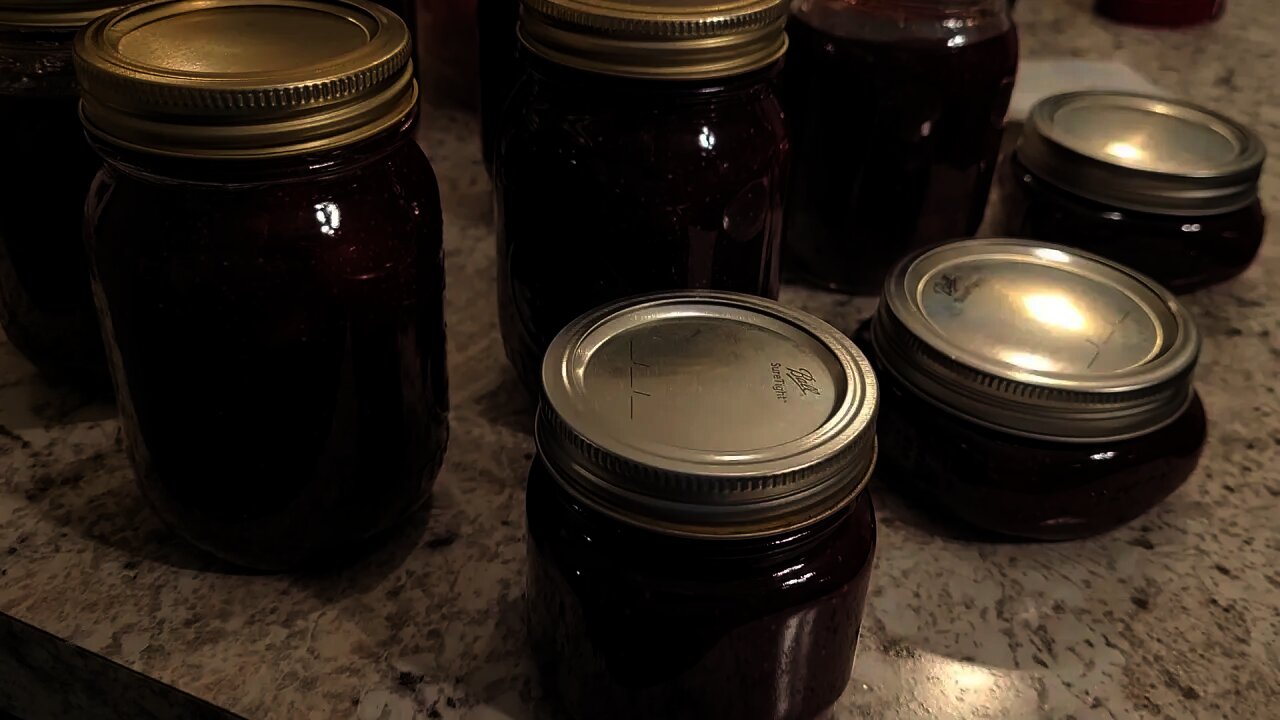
[782,0,1019,295]
[528,291,878,720]
[859,239,1205,541]
[74,0,449,570]
[994,91,1266,293]
[0,1,120,389]
[495,0,790,393]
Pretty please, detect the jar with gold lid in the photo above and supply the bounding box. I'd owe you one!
[495,0,791,393]
[994,92,1267,293]
[75,0,449,569]
[528,291,879,720]
[0,1,120,388]
[857,239,1206,540]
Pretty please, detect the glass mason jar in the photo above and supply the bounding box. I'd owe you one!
[496,0,791,392]
[859,240,1205,540]
[994,92,1266,293]
[528,292,879,720]
[783,0,1019,294]
[0,2,118,388]
[75,0,449,570]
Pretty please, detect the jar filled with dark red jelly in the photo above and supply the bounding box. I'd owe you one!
[995,92,1266,293]
[496,0,790,392]
[0,1,118,388]
[529,291,879,720]
[860,239,1205,540]
[783,0,1019,294]
[74,0,449,570]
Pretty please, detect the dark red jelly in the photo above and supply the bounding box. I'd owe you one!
[496,55,788,391]
[527,458,876,720]
[477,0,518,174]
[782,1,1018,294]
[0,26,108,387]
[84,118,449,569]
[997,154,1265,293]
[867,341,1206,540]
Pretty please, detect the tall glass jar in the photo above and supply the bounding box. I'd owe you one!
[530,292,880,720]
[783,0,1018,294]
[496,0,790,392]
[0,2,118,388]
[75,0,449,570]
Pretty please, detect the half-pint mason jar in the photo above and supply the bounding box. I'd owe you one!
[527,291,879,720]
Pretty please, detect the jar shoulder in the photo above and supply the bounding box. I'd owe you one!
[526,460,875,602]
[88,138,441,240]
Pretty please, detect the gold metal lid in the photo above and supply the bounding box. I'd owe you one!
[0,1,121,28]
[537,291,878,538]
[74,0,416,159]
[870,240,1200,442]
[518,0,788,80]
[1018,92,1266,215]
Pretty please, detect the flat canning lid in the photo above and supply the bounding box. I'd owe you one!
[1018,91,1266,215]
[870,239,1200,442]
[538,291,879,538]
[74,0,416,158]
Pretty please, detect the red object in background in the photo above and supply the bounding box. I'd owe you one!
[1095,0,1224,27]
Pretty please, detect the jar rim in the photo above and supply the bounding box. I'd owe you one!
[871,239,1200,443]
[518,0,789,80]
[73,0,416,159]
[537,291,879,538]
[0,1,122,28]
[1018,91,1266,216]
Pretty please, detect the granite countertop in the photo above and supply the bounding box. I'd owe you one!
[2,1,1278,718]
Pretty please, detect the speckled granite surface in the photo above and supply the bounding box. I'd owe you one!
[2,1,1278,718]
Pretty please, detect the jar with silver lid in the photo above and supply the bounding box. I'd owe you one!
[527,291,878,720]
[857,239,1206,540]
[994,91,1267,293]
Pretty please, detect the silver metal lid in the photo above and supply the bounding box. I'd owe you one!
[1018,91,1266,215]
[870,239,1200,442]
[537,291,878,538]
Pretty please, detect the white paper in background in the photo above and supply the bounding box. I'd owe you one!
[1008,59,1165,120]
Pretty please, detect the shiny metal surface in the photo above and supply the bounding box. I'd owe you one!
[872,239,1200,441]
[73,0,415,158]
[519,0,788,80]
[1018,91,1266,214]
[538,290,878,537]
[0,1,120,27]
